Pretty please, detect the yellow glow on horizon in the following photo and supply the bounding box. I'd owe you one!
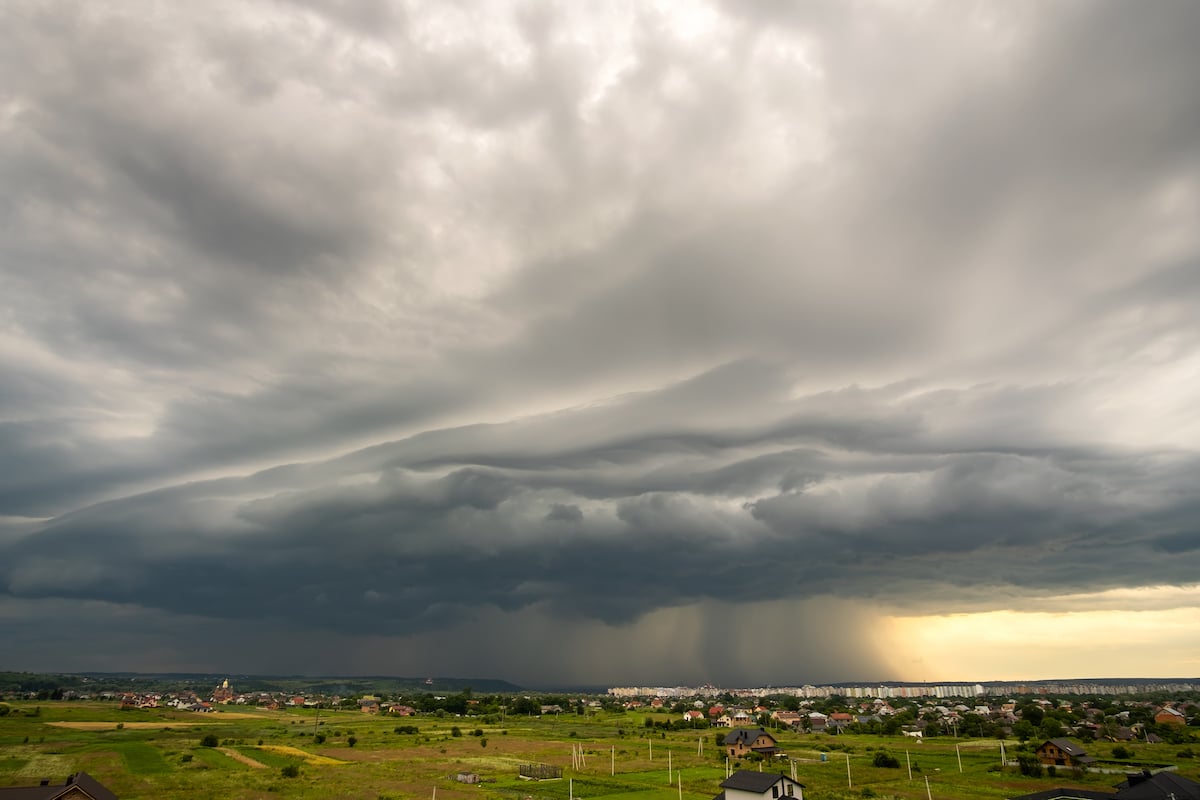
[881,603,1200,681]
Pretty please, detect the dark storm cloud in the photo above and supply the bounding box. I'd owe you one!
[4,374,1198,645]
[2,0,1199,682]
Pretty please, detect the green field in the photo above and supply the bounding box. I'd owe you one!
[0,702,1196,800]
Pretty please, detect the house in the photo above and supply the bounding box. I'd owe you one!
[723,728,778,758]
[714,770,804,800]
[1008,769,1200,800]
[684,710,705,722]
[456,772,481,784]
[0,772,118,800]
[1036,739,1094,768]
[1153,707,1186,726]
[1112,770,1200,799]
[828,713,853,731]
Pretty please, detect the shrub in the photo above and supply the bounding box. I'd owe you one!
[481,738,488,748]
[200,734,219,748]
[1113,745,1133,759]
[281,765,300,778]
[348,736,357,747]
[1016,754,1043,777]
[451,726,462,737]
[180,754,193,763]
[315,734,326,744]
[473,728,483,737]
[872,752,900,768]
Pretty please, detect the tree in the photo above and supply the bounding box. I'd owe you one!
[348,736,357,747]
[1038,718,1064,739]
[1013,721,1036,743]
[200,733,219,748]
[873,752,900,768]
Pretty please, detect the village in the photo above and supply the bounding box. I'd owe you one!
[3,675,1198,800]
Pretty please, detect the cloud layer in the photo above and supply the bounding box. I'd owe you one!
[2,0,1199,685]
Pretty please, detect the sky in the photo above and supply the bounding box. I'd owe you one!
[2,1,1199,689]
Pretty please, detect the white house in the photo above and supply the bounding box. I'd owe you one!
[715,770,804,800]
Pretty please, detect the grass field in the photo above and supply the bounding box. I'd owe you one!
[1,702,1196,800]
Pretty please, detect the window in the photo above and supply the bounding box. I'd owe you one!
[772,788,779,798]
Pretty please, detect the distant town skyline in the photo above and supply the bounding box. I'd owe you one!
[2,2,1199,685]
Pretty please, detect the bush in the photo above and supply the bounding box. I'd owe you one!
[1016,754,1043,777]
[315,734,326,744]
[473,728,483,737]
[200,734,219,748]
[281,765,300,778]
[395,725,419,735]
[451,726,462,737]
[872,752,900,768]
[348,736,357,747]
[1113,745,1133,760]
[180,754,193,763]
[481,738,488,748]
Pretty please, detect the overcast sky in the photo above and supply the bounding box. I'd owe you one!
[2,1,1199,688]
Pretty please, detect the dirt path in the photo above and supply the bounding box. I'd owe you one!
[220,748,267,769]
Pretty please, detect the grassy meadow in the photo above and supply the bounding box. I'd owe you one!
[1,703,1197,800]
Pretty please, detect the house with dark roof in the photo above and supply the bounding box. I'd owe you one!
[1004,791,1112,800]
[0,772,117,800]
[1007,769,1200,800]
[1112,770,1200,800]
[713,770,804,800]
[722,728,778,758]
[1036,739,1094,768]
